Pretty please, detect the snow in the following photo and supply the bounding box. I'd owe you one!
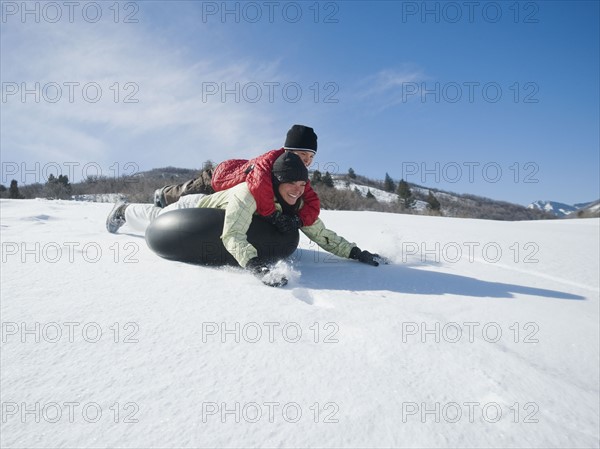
[333,179,398,204]
[333,180,429,211]
[528,200,578,217]
[71,194,127,203]
[1,198,599,448]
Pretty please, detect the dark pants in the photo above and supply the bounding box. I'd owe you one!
[160,169,215,206]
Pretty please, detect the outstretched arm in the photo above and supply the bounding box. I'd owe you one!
[301,218,381,266]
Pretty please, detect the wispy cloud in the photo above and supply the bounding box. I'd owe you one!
[355,64,428,113]
[1,15,305,180]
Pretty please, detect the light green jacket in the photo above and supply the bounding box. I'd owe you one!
[196,183,356,267]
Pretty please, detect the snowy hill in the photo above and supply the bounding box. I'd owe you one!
[7,168,554,220]
[572,200,600,218]
[326,176,551,220]
[333,179,429,211]
[527,200,600,217]
[334,179,398,203]
[1,199,599,448]
[574,201,598,210]
[527,200,579,217]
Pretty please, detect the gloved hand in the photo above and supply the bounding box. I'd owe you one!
[265,211,303,234]
[246,257,288,287]
[349,247,381,267]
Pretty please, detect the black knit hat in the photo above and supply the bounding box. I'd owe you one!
[272,152,309,184]
[283,124,318,153]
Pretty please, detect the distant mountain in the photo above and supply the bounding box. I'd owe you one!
[527,200,579,217]
[528,200,600,217]
[569,200,600,219]
[325,175,553,220]
[574,201,598,210]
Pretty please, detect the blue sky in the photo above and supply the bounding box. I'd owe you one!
[1,0,598,206]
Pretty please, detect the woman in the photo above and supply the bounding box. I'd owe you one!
[154,124,322,232]
[107,152,381,286]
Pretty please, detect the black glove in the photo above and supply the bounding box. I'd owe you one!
[349,247,380,267]
[265,211,303,234]
[246,257,288,287]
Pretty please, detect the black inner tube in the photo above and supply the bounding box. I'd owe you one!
[145,208,299,266]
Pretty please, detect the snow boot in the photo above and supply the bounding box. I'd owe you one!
[153,188,167,208]
[106,201,128,233]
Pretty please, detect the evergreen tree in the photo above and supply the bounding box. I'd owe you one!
[348,167,356,179]
[354,187,362,196]
[322,171,334,188]
[427,190,441,212]
[0,184,6,194]
[397,179,415,209]
[58,174,70,187]
[45,174,72,199]
[311,170,322,185]
[383,173,396,192]
[366,189,375,200]
[8,180,21,199]
[397,178,411,198]
[85,174,101,184]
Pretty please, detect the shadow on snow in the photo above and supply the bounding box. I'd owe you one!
[292,250,585,301]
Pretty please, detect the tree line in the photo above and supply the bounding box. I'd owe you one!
[311,168,442,215]
[1,166,554,221]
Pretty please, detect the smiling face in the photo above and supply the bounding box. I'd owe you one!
[289,150,315,167]
[278,181,307,205]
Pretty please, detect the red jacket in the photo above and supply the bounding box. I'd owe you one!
[211,148,320,226]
